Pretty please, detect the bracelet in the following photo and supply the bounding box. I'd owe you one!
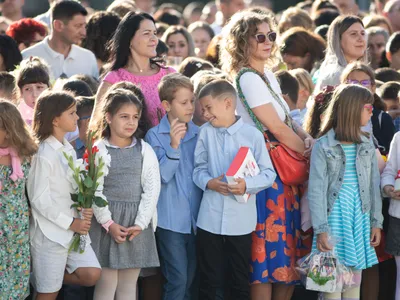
[102,220,114,233]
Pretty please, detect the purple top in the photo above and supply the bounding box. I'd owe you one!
[103,67,176,127]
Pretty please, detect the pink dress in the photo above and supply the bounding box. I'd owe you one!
[103,67,176,127]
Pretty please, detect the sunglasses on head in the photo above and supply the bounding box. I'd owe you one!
[254,31,277,43]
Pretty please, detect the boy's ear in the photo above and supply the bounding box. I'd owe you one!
[161,100,171,112]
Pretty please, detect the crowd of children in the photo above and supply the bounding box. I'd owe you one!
[5,0,400,300]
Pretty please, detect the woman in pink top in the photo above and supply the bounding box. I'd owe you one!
[94,12,175,128]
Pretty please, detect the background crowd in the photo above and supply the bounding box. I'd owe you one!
[3,0,400,300]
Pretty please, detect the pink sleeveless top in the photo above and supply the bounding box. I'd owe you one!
[103,67,176,127]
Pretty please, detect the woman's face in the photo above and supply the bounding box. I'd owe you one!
[167,33,190,58]
[340,22,367,63]
[191,28,212,59]
[249,22,274,63]
[282,53,311,71]
[130,19,158,59]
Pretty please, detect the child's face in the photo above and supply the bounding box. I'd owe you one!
[199,94,234,128]
[53,104,79,134]
[361,103,373,127]
[390,50,400,70]
[78,114,91,143]
[106,103,140,140]
[163,87,195,124]
[192,99,208,126]
[21,83,48,108]
[345,71,375,94]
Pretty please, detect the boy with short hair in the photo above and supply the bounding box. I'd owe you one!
[378,81,400,131]
[145,73,202,300]
[193,79,276,300]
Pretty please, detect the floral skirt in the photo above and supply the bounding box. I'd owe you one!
[250,175,307,285]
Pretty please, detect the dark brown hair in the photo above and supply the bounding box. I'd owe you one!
[32,91,76,143]
[178,57,214,78]
[15,56,50,89]
[92,89,143,140]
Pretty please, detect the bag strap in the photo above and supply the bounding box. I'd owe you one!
[235,67,293,144]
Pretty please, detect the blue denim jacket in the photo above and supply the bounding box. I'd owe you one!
[308,129,383,234]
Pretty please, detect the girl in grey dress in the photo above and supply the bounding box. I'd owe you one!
[89,89,161,300]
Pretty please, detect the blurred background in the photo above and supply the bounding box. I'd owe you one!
[21,0,371,18]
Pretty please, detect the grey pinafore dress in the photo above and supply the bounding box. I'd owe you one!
[90,141,159,269]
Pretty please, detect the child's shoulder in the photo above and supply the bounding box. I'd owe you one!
[393,131,400,142]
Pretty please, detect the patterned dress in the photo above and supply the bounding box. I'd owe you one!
[311,144,378,269]
[0,162,30,299]
[250,175,303,284]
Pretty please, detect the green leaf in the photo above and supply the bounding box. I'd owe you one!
[70,193,79,202]
[70,203,79,209]
[83,176,93,188]
[94,196,108,207]
[78,193,85,205]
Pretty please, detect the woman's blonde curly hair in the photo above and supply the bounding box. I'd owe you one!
[220,11,278,76]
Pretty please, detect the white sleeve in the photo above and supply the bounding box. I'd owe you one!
[135,141,161,230]
[239,72,274,109]
[382,132,400,189]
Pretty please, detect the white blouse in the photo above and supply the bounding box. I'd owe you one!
[236,69,290,130]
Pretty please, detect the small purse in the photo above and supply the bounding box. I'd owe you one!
[235,68,309,186]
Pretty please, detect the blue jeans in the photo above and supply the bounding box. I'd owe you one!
[156,228,197,300]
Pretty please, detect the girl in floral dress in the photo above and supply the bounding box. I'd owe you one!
[0,100,37,299]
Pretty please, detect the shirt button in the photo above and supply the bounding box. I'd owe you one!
[342,161,345,164]
[339,178,342,181]
[333,193,337,196]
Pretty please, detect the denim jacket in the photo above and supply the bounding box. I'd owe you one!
[308,129,383,234]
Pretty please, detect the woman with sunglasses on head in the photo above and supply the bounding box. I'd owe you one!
[314,15,368,93]
[220,11,314,300]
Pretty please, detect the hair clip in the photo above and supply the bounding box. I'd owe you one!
[195,62,203,68]
[314,85,335,103]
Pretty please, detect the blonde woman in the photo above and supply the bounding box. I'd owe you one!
[220,11,313,300]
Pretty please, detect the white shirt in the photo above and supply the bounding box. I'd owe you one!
[22,36,99,80]
[27,136,78,248]
[382,132,400,218]
[92,139,161,231]
[35,10,51,29]
[236,69,290,130]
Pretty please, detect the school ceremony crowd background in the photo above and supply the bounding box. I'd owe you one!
[4,0,400,300]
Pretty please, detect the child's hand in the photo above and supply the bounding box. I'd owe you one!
[384,185,400,200]
[170,118,187,149]
[126,225,143,241]
[109,223,128,244]
[70,218,91,235]
[370,228,381,247]
[228,178,247,195]
[78,207,94,221]
[316,232,333,252]
[207,175,229,196]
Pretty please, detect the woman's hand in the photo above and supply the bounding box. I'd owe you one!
[109,223,128,244]
[303,137,315,157]
[316,232,333,252]
[370,228,381,247]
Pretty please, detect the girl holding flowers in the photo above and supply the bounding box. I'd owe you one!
[27,91,101,300]
[89,89,161,299]
[0,100,37,299]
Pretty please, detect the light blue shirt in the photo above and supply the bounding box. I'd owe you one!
[193,117,276,236]
[145,115,202,234]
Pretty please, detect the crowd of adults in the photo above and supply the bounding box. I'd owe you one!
[4,0,400,299]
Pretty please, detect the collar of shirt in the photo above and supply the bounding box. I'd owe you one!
[216,116,243,136]
[157,114,199,142]
[103,137,137,149]
[45,135,74,151]
[43,36,78,60]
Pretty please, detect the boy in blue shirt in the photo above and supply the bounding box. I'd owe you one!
[193,79,276,300]
[145,73,202,300]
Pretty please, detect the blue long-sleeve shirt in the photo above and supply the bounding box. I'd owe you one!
[145,115,202,234]
[193,117,276,236]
